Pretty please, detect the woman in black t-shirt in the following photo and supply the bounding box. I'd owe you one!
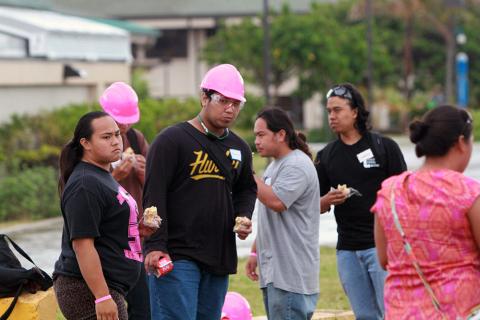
[53,111,142,320]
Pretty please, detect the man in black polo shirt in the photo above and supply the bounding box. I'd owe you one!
[143,64,257,320]
[315,83,406,320]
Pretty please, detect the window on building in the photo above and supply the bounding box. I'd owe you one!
[146,29,187,60]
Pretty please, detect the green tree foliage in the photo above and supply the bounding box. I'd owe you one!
[203,0,480,109]
[0,166,59,221]
[202,1,397,101]
[0,104,93,171]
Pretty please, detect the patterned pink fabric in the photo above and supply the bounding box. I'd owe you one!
[117,186,143,262]
[372,169,480,319]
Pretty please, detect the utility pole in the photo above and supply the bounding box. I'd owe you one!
[366,0,373,106]
[445,12,455,104]
[262,0,272,106]
[444,0,465,104]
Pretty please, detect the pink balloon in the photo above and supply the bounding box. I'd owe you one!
[221,292,253,320]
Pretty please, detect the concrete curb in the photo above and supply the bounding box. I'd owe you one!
[0,216,63,235]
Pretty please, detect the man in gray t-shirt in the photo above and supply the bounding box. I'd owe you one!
[247,108,320,320]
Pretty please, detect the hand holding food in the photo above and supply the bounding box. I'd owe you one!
[233,216,251,233]
[335,184,362,198]
[337,184,351,196]
[123,147,136,162]
[143,206,162,228]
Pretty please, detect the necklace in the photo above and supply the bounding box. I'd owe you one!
[197,115,229,140]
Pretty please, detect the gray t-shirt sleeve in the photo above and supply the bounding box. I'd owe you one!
[271,165,307,209]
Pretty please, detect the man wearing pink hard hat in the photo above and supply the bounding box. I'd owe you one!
[143,64,257,319]
[99,82,151,320]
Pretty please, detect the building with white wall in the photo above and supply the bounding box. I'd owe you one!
[0,3,132,122]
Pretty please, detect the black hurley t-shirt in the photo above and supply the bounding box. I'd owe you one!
[143,122,257,275]
[315,133,406,250]
[53,162,142,295]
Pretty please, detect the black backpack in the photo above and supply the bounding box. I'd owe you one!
[0,234,53,320]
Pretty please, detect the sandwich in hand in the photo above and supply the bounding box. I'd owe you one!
[143,206,162,228]
[123,147,135,161]
[233,216,251,233]
[337,184,350,196]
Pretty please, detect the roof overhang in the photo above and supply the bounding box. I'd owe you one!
[0,6,131,61]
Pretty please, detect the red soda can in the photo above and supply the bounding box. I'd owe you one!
[155,257,173,277]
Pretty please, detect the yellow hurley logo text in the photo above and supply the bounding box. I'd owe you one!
[189,151,225,180]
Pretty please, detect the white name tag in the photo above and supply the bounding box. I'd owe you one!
[230,149,242,161]
[357,148,374,163]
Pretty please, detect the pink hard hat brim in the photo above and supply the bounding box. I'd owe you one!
[203,87,247,103]
[109,112,140,124]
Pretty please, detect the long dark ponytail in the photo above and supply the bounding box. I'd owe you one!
[58,111,110,195]
[256,107,312,159]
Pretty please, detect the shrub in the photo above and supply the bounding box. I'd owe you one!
[471,109,480,139]
[0,95,266,171]
[0,166,60,221]
[306,128,335,143]
[0,104,93,171]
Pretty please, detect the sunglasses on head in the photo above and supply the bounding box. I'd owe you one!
[326,86,353,100]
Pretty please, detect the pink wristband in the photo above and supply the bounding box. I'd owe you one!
[95,294,112,304]
[250,252,257,257]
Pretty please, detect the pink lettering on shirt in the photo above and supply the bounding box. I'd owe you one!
[117,186,143,262]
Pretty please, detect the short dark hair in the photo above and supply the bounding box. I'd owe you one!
[327,83,371,134]
[409,105,473,157]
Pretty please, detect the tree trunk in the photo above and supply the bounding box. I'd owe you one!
[403,13,415,101]
[445,14,455,104]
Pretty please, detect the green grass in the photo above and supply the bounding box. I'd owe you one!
[229,246,350,316]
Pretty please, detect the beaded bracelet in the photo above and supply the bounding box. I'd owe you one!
[250,252,257,257]
[95,294,112,304]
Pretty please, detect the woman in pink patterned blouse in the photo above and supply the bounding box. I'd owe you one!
[372,105,480,319]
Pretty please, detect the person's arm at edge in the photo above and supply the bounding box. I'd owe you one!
[245,238,258,281]
[467,196,480,250]
[143,131,175,255]
[374,215,388,270]
[315,148,342,214]
[72,238,118,318]
[385,137,407,176]
[254,175,286,213]
[320,194,332,213]
[232,143,257,220]
[142,131,175,273]
[135,129,149,186]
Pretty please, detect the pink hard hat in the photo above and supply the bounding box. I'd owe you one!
[200,64,246,103]
[99,82,140,124]
[221,292,252,320]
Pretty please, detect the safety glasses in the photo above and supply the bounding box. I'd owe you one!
[211,93,245,111]
[326,86,353,101]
